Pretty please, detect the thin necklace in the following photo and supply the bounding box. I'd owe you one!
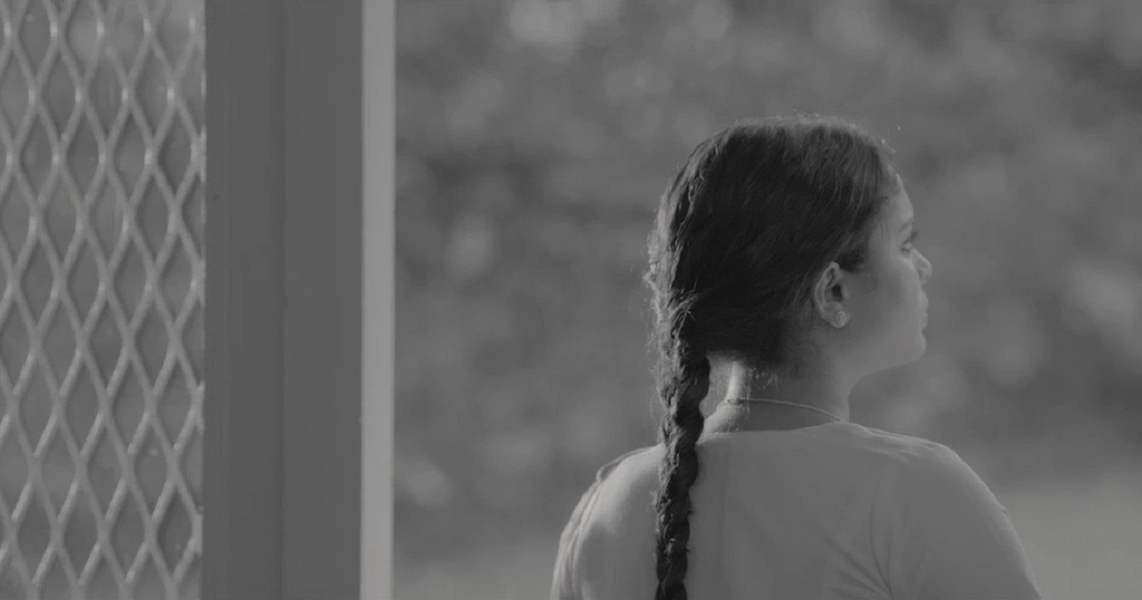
[724,397,845,423]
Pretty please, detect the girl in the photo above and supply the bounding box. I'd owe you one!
[549,116,1043,600]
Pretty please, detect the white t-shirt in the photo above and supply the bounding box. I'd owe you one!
[550,421,1043,599]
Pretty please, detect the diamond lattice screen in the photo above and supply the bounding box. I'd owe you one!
[0,0,204,598]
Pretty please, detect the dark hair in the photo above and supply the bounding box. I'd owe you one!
[644,115,897,600]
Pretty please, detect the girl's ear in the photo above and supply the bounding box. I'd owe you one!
[811,261,849,325]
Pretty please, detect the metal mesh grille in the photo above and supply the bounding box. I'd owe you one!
[0,0,204,597]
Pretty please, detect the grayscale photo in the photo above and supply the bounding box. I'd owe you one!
[0,0,1139,599]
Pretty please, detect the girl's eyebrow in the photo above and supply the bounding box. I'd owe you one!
[898,217,914,232]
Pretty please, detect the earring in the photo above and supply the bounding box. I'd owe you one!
[834,311,847,327]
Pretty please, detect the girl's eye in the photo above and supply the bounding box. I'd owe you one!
[904,228,919,251]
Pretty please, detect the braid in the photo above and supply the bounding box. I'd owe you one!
[653,347,711,600]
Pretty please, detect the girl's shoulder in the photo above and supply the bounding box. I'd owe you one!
[841,421,958,466]
[591,445,659,484]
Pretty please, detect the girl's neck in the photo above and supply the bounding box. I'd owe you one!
[720,361,852,421]
[703,400,844,434]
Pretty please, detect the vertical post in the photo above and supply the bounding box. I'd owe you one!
[362,0,396,597]
[203,1,286,598]
[204,2,389,598]
[281,0,364,598]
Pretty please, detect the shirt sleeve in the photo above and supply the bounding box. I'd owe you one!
[549,478,601,600]
[550,447,651,600]
[879,442,1044,600]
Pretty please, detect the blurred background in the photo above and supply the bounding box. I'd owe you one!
[396,0,1142,598]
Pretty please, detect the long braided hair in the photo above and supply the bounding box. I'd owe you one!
[643,115,897,600]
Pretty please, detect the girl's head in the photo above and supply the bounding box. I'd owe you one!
[644,115,931,600]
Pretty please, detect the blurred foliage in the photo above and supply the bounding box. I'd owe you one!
[395,0,1142,566]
